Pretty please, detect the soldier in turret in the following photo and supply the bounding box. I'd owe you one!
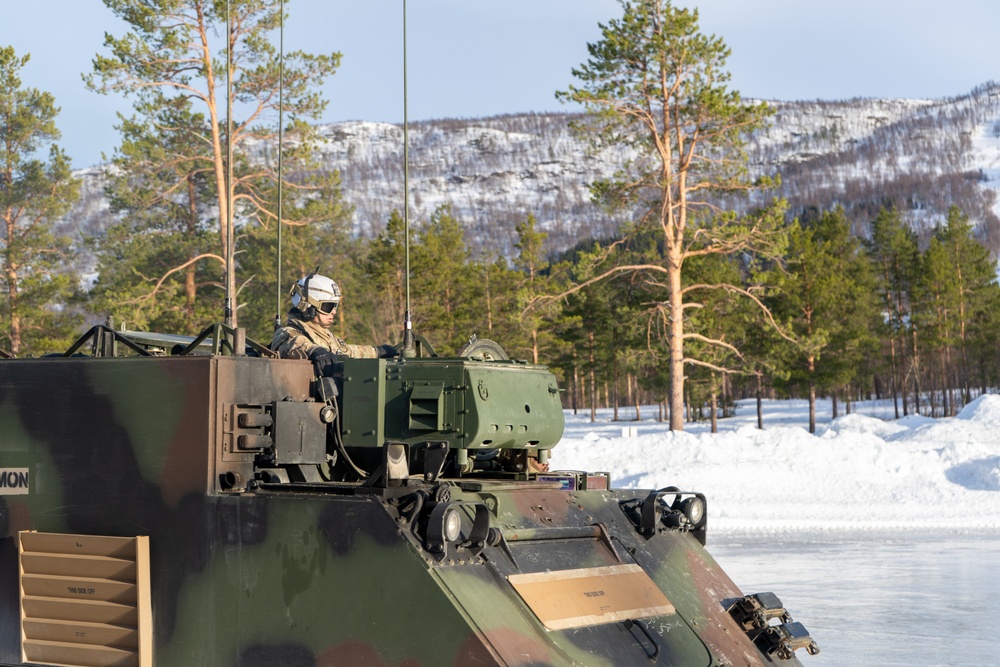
[270,272,397,368]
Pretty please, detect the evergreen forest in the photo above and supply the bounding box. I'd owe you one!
[4,1,1000,432]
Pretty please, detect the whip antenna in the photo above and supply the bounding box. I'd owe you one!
[224,0,234,327]
[401,0,415,357]
[274,0,285,330]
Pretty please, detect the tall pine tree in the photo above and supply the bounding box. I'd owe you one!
[0,47,81,355]
[772,208,878,432]
[87,0,343,329]
[558,0,785,429]
[868,206,919,418]
[915,206,1000,413]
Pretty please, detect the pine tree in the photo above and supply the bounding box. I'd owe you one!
[682,253,750,431]
[771,208,878,432]
[0,47,81,356]
[238,205,359,345]
[87,105,220,333]
[558,237,651,421]
[915,206,1000,413]
[361,211,409,345]
[474,255,523,352]
[868,206,919,418]
[363,206,486,355]
[513,214,565,365]
[939,207,1000,405]
[558,0,786,430]
[411,206,479,353]
[87,0,342,328]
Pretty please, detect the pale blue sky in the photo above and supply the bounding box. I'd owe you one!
[3,0,1000,168]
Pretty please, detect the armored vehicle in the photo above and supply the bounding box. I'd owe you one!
[0,323,817,666]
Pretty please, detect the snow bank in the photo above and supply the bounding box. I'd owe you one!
[550,396,1000,533]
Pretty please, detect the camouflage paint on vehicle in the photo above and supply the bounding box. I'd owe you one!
[0,328,815,666]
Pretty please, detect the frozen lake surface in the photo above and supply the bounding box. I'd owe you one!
[710,531,1000,666]
[553,398,1000,663]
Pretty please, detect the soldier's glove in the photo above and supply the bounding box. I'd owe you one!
[308,347,344,377]
[377,343,400,359]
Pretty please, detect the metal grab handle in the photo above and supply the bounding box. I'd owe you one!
[624,619,660,662]
[501,525,603,542]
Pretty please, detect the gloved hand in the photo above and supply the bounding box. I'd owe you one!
[377,343,399,359]
[309,347,343,376]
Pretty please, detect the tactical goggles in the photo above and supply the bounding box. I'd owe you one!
[318,301,339,314]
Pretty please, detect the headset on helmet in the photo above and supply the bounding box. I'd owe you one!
[290,270,341,318]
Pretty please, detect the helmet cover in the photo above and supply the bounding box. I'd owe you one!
[290,273,341,313]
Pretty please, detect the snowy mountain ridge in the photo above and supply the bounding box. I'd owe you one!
[67,82,1000,260]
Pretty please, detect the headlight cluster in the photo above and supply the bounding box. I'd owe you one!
[635,487,708,545]
[422,500,491,560]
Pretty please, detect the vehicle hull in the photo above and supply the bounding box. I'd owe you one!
[1,355,800,666]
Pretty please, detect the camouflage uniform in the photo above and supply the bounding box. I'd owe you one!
[270,311,380,359]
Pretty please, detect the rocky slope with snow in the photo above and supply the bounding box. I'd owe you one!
[66,82,1000,261]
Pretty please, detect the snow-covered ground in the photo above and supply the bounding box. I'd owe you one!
[551,395,1000,534]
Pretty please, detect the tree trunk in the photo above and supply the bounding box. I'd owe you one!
[911,327,922,416]
[892,256,910,417]
[756,373,764,430]
[946,349,957,416]
[808,354,817,434]
[939,352,949,418]
[632,374,641,421]
[888,335,901,419]
[612,352,619,421]
[571,349,579,415]
[5,265,20,356]
[958,269,970,406]
[710,384,718,434]
[588,331,596,422]
[668,254,685,430]
[484,269,494,334]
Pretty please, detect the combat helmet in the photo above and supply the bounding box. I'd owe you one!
[291,271,342,317]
